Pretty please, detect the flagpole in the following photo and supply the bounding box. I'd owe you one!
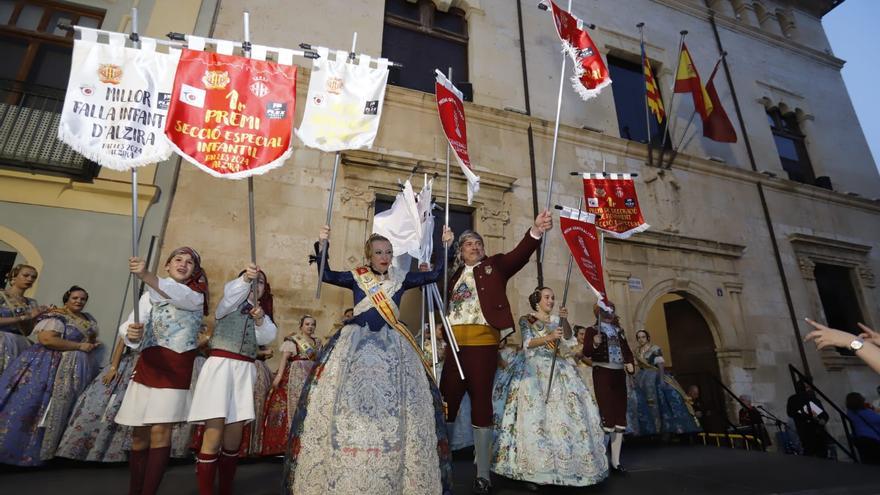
[443,66,452,309]
[239,12,261,307]
[316,32,358,299]
[539,0,573,265]
[638,23,655,167]
[545,196,580,403]
[658,30,687,168]
[129,8,141,324]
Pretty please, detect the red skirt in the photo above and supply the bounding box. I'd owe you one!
[260,358,315,455]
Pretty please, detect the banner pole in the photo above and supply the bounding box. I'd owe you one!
[658,30,687,167]
[427,282,439,381]
[241,11,260,307]
[430,283,464,379]
[130,7,141,324]
[316,33,357,299]
[545,197,580,403]
[539,0,573,265]
[443,67,452,308]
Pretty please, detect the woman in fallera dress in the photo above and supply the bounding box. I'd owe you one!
[0,285,102,466]
[260,314,320,456]
[492,287,608,488]
[283,225,454,495]
[631,329,701,436]
[0,264,47,375]
[56,337,138,462]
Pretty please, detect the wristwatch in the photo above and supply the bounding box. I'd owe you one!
[849,338,864,351]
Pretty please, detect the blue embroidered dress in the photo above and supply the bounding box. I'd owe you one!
[630,343,700,436]
[0,309,101,466]
[0,290,39,375]
[492,315,608,486]
[283,248,452,495]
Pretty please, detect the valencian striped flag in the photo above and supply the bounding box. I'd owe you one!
[641,40,665,124]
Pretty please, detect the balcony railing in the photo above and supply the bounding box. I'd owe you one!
[0,80,99,181]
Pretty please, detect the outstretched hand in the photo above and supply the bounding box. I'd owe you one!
[531,209,553,237]
[804,318,858,350]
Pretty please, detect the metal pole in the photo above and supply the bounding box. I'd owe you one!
[316,153,341,298]
[430,283,464,379]
[427,282,439,381]
[545,197,580,403]
[658,31,687,167]
[540,0,573,264]
[130,7,141,324]
[443,67,452,308]
[242,11,260,307]
[420,286,427,351]
[638,23,654,163]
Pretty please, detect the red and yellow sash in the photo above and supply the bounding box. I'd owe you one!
[351,267,436,384]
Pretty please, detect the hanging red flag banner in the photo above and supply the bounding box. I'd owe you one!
[164,47,297,179]
[558,206,609,309]
[435,69,479,204]
[543,0,611,100]
[581,173,650,239]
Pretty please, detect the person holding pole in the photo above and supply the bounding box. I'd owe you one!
[442,210,552,494]
[188,264,277,495]
[284,224,455,495]
[582,301,635,474]
[115,248,209,495]
[491,286,607,489]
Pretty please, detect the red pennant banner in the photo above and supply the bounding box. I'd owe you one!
[545,0,611,100]
[435,70,479,204]
[164,48,297,179]
[558,206,608,307]
[582,173,649,239]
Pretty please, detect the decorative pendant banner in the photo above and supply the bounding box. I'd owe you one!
[164,47,297,179]
[58,29,180,169]
[435,70,479,204]
[296,47,389,152]
[581,173,649,239]
[543,0,611,100]
[558,206,609,308]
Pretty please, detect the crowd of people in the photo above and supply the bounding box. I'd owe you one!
[0,209,877,494]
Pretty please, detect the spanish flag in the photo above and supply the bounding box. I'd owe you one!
[641,41,665,124]
[674,44,737,143]
[674,43,713,120]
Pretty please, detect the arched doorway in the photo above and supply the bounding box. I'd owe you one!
[644,293,726,433]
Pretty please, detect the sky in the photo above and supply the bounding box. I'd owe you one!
[823,0,880,172]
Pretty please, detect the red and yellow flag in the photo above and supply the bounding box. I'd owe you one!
[641,41,665,124]
[673,43,713,121]
[703,60,737,143]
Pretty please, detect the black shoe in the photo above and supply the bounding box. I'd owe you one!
[473,477,492,494]
[611,464,628,475]
[523,481,540,492]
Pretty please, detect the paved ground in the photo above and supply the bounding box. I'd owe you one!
[1,443,878,494]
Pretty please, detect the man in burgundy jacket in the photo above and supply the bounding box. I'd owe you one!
[582,302,635,474]
[443,210,552,493]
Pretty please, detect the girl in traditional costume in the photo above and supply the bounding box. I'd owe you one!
[0,264,47,374]
[56,338,138,462]
[492,287,608,488]
[0,285,101,466]
[189,264,277,494]
[283,225,454,495]
[115,248,208,495]
[260,314,319,456]
[239,344,273,457]
[631,329,701,436]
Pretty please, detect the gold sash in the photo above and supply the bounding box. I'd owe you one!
[351,267,436,384]
[291,333,318,358]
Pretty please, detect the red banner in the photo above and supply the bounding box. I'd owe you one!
[558,206,608,307]
[545,0,611,100]
[435,70,479,204]
[164,48,297,179]
[582,173,649,239]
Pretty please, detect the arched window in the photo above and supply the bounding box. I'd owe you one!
[382,0,469,95]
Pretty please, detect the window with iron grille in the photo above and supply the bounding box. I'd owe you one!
[0,0,105,180]
[381,0,468,96]
[767,107,815,185]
